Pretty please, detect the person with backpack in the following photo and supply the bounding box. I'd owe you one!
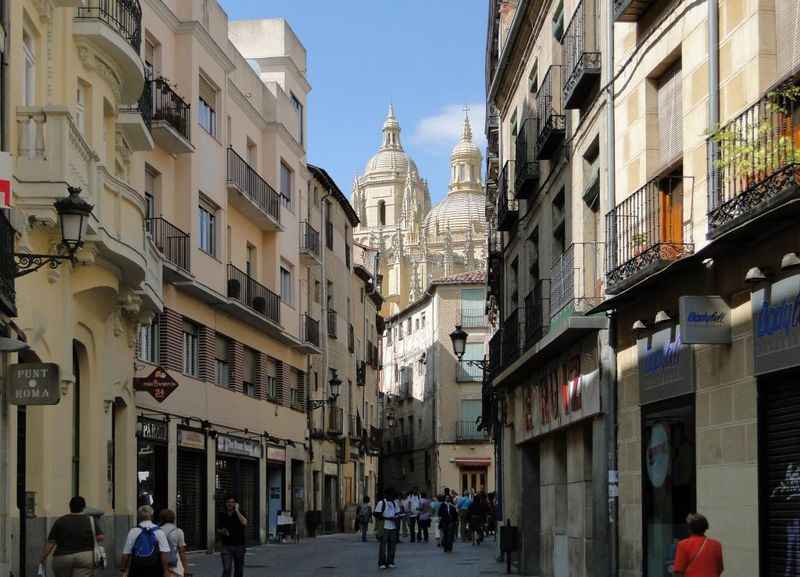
[39,496,104,577]
[120,505,171,577]
[356,497,373,542]
[158,509,189,577]
[218,496,248,577]
[374,488,400,569]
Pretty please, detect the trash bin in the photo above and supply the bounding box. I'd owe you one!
[499,520,518,574]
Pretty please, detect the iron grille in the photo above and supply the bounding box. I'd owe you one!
[563,0,601,109]
[226,147,281,224]
[146,217,190,272]
[75,0,142,52]
[535,65,566,159]
[227,263,281,324]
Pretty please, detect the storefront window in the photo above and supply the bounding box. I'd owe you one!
[137,418,169,515]
[642,396,695,577]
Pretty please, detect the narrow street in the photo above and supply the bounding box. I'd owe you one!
[185,534,502,577]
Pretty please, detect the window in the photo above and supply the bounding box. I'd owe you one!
[656,60,683,168]
[76,82,87,136]
[215,335,230,386]
[314,280,321,303]
[137,316,159,363]
[528,61,539,94]
[459,343,484,382]
[313,184,319,206]
[406,318,412,336]
[280,266,293,306]
[421,312,426,328]
[290,93,304,145]
[460,288,485,327]
[528,228,540,283]
[461,400,483,438]
[510,258,519,309]
[552,188,566,256]
[247,139,257,168]
[182,321,199,377]
[265,356,278,401]
[243,348,257,397]
[246,244,256,278]
[144,38,156,78]
[144,166,157,222]
[198,75,217,136]
[415,318,419,331]
[198,200,216,256]
[280,162,293,210]
[378,200,386,225]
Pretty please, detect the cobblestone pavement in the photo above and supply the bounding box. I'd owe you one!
[184,533,504,577]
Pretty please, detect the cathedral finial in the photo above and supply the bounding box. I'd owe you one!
[381,104,402,150]
[388,103,396,120]
[461,105,473,142]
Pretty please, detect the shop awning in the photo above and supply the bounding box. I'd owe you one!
[454,458,491,468]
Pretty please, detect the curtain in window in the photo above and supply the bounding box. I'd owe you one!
[657,62,683,167]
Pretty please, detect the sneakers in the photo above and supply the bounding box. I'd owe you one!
[380,565,387,570]
[389,564,396,568]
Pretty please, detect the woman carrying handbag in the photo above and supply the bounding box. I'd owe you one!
[39,497,105,577]
[672,513,724,577]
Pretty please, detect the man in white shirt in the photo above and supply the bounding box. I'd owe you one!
[374,489,400,569]
[407,490,421,543]
[120,505,171,577]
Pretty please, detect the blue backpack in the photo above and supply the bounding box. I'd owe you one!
[130,526,162,575]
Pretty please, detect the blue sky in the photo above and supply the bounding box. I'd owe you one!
[221,0,488,204]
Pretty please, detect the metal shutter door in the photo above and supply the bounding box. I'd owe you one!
[238,459,260,545]
[776,0,800,79]
[763,380,800,577]
[177,449,206,549]
[658,62,683,167]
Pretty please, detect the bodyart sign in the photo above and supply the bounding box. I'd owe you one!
[752,273,800,375]
[679,295,731,344]
[637,324,694,405]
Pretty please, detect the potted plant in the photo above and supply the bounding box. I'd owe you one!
[631,233,648,257]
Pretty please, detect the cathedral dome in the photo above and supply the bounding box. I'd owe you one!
[423,191,485,239]
[363,105,418,176]
[450,112,482,162]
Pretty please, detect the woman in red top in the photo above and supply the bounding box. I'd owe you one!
[673,513,724,577]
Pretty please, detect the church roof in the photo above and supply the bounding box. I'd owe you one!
[450,112,482,161]
[363,105,419,177]
[433,271,487,285]
[423,190,485,238]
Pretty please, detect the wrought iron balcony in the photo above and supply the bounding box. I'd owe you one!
[550,243,604,323]
[349,414,362,440]
[302,313,320,348]
[497,160,518,231]
[227,264,281,325]
[327,407,344,436]
[348,323,355,353]
[145,77,192,153]
[226,147,281,230]
[614,0,656,22]
[459,307,488,328]
[0,211,16,317]
[605,175,694,294]
[75,0,141,51]
[488,330,503,377]
[563,0,601,109]
[327,308,338,338]
[501,307,521,369]
[456,421,490,442]
[456,360,483,383]
[515,118,541,199]
[707,80,800,239]
[525,279,551,350]
[536,66,566,160]
[300,221,321,263]
[145,217,190,273]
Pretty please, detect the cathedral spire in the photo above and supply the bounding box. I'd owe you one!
[381,103,403,151]
[461,106,473,143]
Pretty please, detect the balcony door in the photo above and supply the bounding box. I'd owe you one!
[658,174,683,252]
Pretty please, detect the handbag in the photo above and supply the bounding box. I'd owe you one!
[88,516,107,569]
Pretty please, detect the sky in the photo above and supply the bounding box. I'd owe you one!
[220,0,488,205]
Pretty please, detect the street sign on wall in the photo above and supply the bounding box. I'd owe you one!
[134,367,179,402]
[8,363,60,405]
[679,295,731,344]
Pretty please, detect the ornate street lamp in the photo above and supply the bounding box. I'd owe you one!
[385,410,396,429]
[15,186,94,277]
[307,368,342,410]
[449,324,468,360]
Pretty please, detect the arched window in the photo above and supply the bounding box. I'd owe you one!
[379,200,386,225]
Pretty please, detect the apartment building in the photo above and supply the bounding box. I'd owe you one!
[382,273,495,497]
[305,166,382,534]
[487,1,800,577]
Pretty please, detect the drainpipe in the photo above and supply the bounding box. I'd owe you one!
[708,0,720,202]
[606,0,617,240]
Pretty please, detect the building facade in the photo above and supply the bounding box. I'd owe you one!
[486,1,800,577]
[381,273,495,496]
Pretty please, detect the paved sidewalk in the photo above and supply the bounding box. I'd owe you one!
[185,533,504,577]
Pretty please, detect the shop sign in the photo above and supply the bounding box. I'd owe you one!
[752,273,800,375]
[8,363,60,405]
[679,296,731,344]
[323,461,338,476]
[138,418,168,442]
[267,446,286,462]
[178,429,205,450]
[637,324,694,405]
[134,367,179,402]
[216,434,262,459]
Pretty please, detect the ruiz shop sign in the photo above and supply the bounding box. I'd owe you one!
[752,273,800,375]
[637,324,694,405]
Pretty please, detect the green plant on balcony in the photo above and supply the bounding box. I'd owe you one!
[710,85,800,191]
[631,232,648,255]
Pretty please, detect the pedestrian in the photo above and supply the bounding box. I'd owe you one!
[357,497,373,542]
[158,509,189,577]
[457,491,472,542]
[375,488,400,569]
[217,496,248,577]
[120,505,171,577]
[418,493,431,543]
[430,495,442,547]
[439,494,458,553]
[407,489,420,543]
[469,493,488,546]
[672,513,724,577]
[39,496,104,577]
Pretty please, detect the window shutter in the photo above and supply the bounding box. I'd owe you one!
[657,62,683,167]
[776,0,800,78]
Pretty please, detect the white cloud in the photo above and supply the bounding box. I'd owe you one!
[411,103,487,152]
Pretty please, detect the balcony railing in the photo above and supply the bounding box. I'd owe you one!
[497,160,518,231]
[563,0,601,109]
[456,421,489,442]
[327,309,338,338]
[348,323,355,353]
[147,77,191,141]
[605,175,694,293]
[227,264,280,325]
[300,221,321,259]
[145,217,190,272]
[327,407,344,436]
[302,313,320,348]
[226,147,281,225]
[614,0,655,22]
[456,360,483,383]
[488,330,503,377]
[525,280,551,350]
[0,211,16,317]
[459,307,488,328]
[501,308,521,369]
[708,81,800,238]
[550,243,604,322]
[349,415,362,440]
[75,0,142,53]
[515,117,540,200]
[536,66,566,159]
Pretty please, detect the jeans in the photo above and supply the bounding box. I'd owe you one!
[379,529,398,566]
[408,517,417,542]
[360,518,369,542]
[221,545,246,577]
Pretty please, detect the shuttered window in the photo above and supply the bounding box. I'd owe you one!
[215,334,229,386]
[776,0,800,79]
[243,348,257,398]
[265,356,278,401]
[657,61,683,167]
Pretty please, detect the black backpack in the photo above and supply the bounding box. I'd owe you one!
[129,526,162,576]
